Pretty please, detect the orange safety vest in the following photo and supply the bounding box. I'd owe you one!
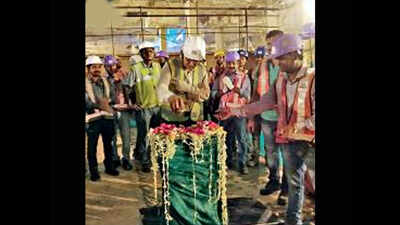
[275,70,315,143]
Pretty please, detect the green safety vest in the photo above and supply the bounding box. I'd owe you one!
[161,57,205,122]
[133,61,161,109]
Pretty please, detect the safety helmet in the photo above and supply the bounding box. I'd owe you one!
[299,22,315,40]
[214,49,225,57]
[270,33,302,59]
[86,56,103,66]
[155,50,169,58]
[254,46,266,57]
[237,49,248,58]
[182,36,206,61]
[225,51,240,62]
[103,55,118,67]
[138,41,155,51]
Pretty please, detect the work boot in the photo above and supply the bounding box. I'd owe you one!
[239,163,249,175]
[113,159,122,168]
[122,158,133,171]
[105,169,120,176]
[90,171,101,182]
[277,191,288,206]
[247,159,257,167]
[226,161,234,170]
[141,164,151,173]
[240,166,249,175]
[260,180,281,195]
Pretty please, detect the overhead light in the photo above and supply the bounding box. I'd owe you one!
[303,0,315,22]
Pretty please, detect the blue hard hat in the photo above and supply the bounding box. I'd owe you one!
[104,55,118,67]
[254,46,266,57]
[226,51,240,62]
[237,49,248,58]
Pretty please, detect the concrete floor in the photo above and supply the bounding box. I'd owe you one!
[85,129,315,225]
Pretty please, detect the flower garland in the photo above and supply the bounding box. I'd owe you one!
[148,121,228,225]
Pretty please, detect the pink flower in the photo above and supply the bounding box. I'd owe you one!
[184,127,205,135]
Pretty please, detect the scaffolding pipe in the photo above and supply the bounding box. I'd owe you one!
[238,15,241,49]
[245,9,249,51]
[124,14,278,17]
[140,7,144,42]
[196,1,199,34]
[86,31,266,37]
[115,6,280,11]
[111,22,115,55]
[110,25,280,30]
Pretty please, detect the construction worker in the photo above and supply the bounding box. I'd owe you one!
[266,30,284,55]
[124,41,162,173]
[85,55,120,181]
[106,55,135,171]
[237,49,249,75]
[217,51,251,174]
[156,36,210,127]
[155,50,169,68]
[263,29,289,206]
[237,49,259,168]
[208,49,226,122]
[250,45,289,206]
[216,33,315,225]
[104,55,123,168]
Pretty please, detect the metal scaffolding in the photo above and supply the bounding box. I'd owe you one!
[86,5,281,55]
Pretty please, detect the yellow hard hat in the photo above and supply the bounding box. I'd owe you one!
[214,49,225,57]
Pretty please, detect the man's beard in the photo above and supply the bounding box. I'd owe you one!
[91,71,101,77]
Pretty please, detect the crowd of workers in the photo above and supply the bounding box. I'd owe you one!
[85,29,315,225]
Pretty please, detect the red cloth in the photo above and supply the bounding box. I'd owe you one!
[219,71,248,109]
[256,63,270,97]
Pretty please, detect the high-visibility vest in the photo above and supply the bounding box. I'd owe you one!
[132,61,161,108]
[160,57,205,122]
[275,70,315,143]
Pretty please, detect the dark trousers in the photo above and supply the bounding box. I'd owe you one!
[86,119,116,174]
[111,116,121,162]
[221,117,249,168]
[261,120,288,193]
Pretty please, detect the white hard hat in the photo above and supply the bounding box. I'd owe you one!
[182,36,206,61]
[138,41,155,51]
[86,55,103,66]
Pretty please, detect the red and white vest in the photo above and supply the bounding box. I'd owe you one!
[219,71,248,109]
[275,69,315,143]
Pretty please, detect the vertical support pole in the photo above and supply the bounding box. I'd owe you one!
[161,28,167,50]
[238,15,240,49]
[196,0,199,34]
[245,9,249,51]
[111,22,115,56]
[140,7,144,42]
